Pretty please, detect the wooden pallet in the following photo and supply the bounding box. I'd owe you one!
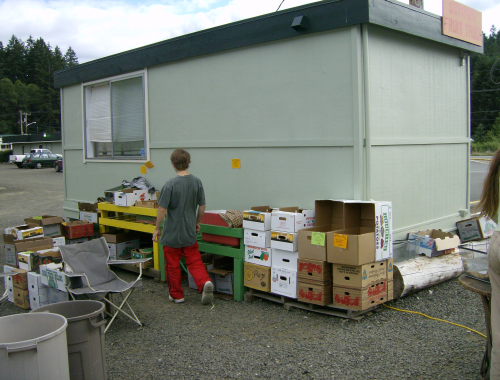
[244,288,379,320]
[244,288,289,304]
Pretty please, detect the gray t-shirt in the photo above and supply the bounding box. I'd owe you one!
[158,174,205,248]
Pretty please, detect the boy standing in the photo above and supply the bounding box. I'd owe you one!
[153,149,214,305]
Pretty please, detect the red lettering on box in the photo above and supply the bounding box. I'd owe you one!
[299,289,323,301]
[334,293,360,307]
[298,262,323,274]
[367,282,387,297]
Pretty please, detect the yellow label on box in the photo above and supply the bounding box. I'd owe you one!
[333,234,348,249]
[311,232,325,246]
[140,166,147,174]
[232,159,241,169]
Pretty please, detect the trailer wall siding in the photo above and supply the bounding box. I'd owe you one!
[368,25,469,234]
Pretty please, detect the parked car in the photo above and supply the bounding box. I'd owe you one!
[9,149,62,167]
[21,153,60,169]
[55,157,63,172]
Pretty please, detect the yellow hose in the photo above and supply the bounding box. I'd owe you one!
[382,304,487,339]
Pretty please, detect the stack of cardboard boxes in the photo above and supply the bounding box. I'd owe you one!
[270,208,315,298]
[243,207,274,293]
[298,200,394,311]
[3,216,70,310]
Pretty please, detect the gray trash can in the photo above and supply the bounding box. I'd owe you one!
[0,313,70,380]
[32,300,107,380]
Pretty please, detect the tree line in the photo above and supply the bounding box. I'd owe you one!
[470,26,500,148]
[0,35,78,135]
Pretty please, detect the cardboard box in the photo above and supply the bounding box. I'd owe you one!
[12,268,28,290]
[387,280,394,302]
[30,290,49,310]
[40,263,68,292]
[6,224,44,240]
[297,280,333,306]
[297,259,332,282]
[17,251,36,271]
[244,263,271,292]
[7,286,14,303]
[210,269,234,295]
[131,248,154,269]
[135,200,159,209]
[340,201,393,261]
[327,227,376,266]
[332,261,387,288]
[271,267,297,298]
[35,247,62,269]
[243,206,274,231]
[52,236,66,247]
[272,249,298,271]
[407,229,461,257]
[79,211,99,224]
[314,200,347,227]
[114,188,154,206]
[244,245,272,267]
[28,272,48,295]
[78,202,99,212]
[14,288,30,309]
[48,287,69,304]
[64,221,94,239]
[101,230,137,244]
[3,236,53,267]
[107,239,140,260]
[387,258,393,281]
[333,280,388,311]
[24,216,64,237]
[298,224,343,261]
[188,263,215,290]
[104,185,123,203]
[271,208,315,233]
[66,237,90,245]
[456,216,497,242]
[270,231,298,252]
[3,265,15,289]
[244,229,271,248]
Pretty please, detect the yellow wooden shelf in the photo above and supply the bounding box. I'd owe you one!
[98,202,158,217]
[98,201,161,272]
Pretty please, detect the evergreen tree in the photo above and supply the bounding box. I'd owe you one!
[4,35,26,83]
[64,46,78,67]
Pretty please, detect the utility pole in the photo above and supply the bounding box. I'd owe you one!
[19,111,32,135]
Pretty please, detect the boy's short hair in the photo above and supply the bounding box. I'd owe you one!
[171,149,191,171]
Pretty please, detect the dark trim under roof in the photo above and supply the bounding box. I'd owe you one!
[54,0,484,88]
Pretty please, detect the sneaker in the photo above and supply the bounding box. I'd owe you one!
[168,295,185,304]
[201,281,214,305]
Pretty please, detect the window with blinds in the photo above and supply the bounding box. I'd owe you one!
[84,73,146,159]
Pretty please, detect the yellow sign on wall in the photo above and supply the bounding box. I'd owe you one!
[232,159,241,169]
[442,0,482,47]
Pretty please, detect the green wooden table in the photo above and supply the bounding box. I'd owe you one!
[197,224,246,301]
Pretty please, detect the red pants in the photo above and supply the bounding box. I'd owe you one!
[163,242,211,300]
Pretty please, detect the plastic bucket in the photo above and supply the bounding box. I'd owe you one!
[0,313,70,380]
[32,300,107,380]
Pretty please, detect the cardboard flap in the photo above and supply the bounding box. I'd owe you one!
[251,206,272,212]
[315,200,345,227]
[25,216,65,226]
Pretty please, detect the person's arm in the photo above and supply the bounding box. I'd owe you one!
[196,204,206,233]
[153,206,168,242]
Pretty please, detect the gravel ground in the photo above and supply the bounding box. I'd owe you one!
[0,163,488,379]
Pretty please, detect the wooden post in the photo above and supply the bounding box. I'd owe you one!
[393,253,464,299]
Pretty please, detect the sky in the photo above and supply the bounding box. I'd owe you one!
[0,0,498,63]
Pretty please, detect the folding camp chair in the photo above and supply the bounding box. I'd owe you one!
[58,237,151,333]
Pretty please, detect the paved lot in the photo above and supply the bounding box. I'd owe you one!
[0,162,490,379]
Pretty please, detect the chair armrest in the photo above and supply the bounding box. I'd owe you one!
[64,272,85,278]
[109,258,151,265]
[0,272,16,278]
